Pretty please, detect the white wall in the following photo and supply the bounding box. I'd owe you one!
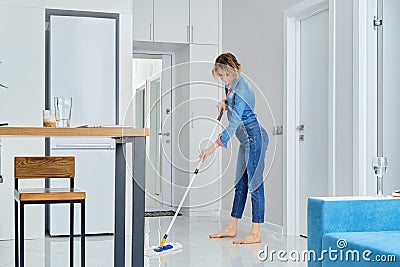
[0,6,45,240]
[334,0,354,197]
[221,0,354,229]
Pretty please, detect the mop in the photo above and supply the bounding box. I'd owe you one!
[145,110,224,257]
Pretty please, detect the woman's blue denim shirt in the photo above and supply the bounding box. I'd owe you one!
[217,74,258,148]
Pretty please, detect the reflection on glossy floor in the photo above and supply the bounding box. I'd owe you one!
[0,215,307,266]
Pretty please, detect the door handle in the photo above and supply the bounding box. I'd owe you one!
[158,132,170,137]
[191,25,194,43]
[296,124,305,131]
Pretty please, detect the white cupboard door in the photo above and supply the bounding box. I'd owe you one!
[190,0,219,45]
[50,140,115,235]
[133,0,153,41]
[189,45,220,212]
[154,0,189,43]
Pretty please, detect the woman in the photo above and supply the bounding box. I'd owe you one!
[198,53,269,244]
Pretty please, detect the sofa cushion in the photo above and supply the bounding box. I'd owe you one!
[321,231,400,267]
[308,197,400,267]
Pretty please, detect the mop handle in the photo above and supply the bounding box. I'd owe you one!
[160,109,224,244]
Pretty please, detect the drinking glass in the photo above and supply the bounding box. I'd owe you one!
[54,97,72,128]
[42,110,56,127]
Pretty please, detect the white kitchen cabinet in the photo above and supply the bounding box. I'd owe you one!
[132,0,153,41]
[133,0,189,43]
[154,0,189,43]
[171,45,221,216]
[188,44,221,214]
[132,0,219,45]
[190,0,219,45]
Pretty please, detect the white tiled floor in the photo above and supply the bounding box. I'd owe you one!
[0,216,307,266]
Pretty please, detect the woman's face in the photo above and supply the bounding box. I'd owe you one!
[216,68,236,86]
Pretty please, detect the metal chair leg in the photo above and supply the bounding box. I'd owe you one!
[14,201,19,267]
[70,202,74,267]
[20,203,24,267]
[81,200,85,267]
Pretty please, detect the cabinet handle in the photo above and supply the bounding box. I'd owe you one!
[187,25,189,43]
[0,143,3,183]
[191,25,194,43]
[150,23,153,41]
[53,143,114,150]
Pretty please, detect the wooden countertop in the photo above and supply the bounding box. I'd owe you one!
[0,126,149,137]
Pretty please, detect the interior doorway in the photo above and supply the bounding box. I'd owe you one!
[133,54,173,211]
[284,0,335,237]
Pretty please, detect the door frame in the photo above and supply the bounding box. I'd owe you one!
[352,0,378,197]
[146,72,162,200]
[133,51,174,207]
[283,0,336,236]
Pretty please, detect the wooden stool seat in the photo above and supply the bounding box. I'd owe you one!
[15,188,86,202]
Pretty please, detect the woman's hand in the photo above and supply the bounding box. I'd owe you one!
[199,142,219,162]
[216,100,226,115]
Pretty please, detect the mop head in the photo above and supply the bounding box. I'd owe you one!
[144,242,183,257]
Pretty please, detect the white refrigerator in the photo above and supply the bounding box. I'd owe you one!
[47,14,117,235]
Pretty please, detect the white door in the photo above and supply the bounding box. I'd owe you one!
[154,0,189,43]
[188,44,220,213]
[190,0,219,45]
[298,10,329,237]
[146,74,163,208]
[132,0,153,41]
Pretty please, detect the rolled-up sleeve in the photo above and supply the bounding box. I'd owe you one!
[216,91,247,148]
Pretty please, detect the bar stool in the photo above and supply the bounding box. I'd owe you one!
[14,156,85,267]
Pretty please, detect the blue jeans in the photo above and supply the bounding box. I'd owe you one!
[230,119,269,223]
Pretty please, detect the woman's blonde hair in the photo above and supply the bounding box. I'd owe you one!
[212,53,242,78]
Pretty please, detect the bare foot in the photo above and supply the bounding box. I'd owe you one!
[233,233,261,244]
[209,226,237,238]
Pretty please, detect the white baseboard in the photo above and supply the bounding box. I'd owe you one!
[176,207,220,217]
[220,210,283,236]
[187,210,221,217]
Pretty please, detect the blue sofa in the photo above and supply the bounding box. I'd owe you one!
[307,197,400,267]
